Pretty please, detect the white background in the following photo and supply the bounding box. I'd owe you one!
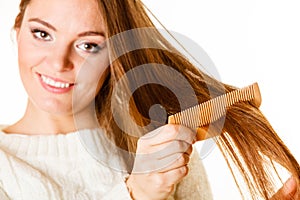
[1,0,300,199]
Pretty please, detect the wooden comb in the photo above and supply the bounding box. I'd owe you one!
[168,82,262,141]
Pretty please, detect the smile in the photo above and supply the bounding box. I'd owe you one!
[41,75,72,89]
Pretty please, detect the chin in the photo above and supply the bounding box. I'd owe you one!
[37,100,73,116]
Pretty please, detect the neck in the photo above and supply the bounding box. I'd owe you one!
[4,100,98,135]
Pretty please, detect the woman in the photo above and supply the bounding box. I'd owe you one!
[0,0,298,199]
[0,0,211,199]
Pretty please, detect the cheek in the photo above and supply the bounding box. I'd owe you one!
[17,30,43,71]
[72,52,110,110]
[77,50,110,90]
[18,40,32,70]
[17,35,42,97]
[17,36,35,89]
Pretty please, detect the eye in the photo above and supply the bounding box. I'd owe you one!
[76,42,103,54]
[31,29,52,41]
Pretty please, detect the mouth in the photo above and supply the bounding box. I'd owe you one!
[38,73,75,94]
[40,74,73,89]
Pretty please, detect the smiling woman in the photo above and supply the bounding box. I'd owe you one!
[11,0,109,127]
[0,0,213,199]
[0,0,299,200]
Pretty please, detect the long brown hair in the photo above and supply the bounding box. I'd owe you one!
[14,0,300,199]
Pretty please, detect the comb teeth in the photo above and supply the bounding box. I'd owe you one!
[168,82,261,128]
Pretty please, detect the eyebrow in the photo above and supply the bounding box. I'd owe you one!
[28,18,57,31]
[28,18,105,37]
[78,31,105,37]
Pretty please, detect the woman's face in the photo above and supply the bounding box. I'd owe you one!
[16,0,109,116]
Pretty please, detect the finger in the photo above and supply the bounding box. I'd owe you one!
[159,165,189,185]
[134,144,192,173]
[133,140,192,173]
[154,140,193,159]
[271,177,297,200]
[152,126,195,155]
[159,153,190,173]
[141,124,196,146]
[137,139,191,156]
[185,144,193,156]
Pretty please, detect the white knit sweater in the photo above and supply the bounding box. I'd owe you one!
[0,126,213,200]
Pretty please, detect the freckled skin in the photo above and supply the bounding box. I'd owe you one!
[10,0,110,134]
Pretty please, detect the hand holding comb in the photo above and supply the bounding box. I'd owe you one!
[168,82,262,141]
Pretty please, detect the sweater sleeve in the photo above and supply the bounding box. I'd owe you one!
[174,150,213,200]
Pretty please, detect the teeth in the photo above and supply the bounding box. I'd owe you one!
[41,75,71,89]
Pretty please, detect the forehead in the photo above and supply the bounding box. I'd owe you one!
[24,0,105,32]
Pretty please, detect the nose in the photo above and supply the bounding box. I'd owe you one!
[47,43,74,72]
